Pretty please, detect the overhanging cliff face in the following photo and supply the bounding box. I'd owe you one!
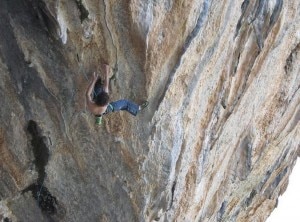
[0,0,299,221]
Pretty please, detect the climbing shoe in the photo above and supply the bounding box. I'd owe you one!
[140,101,149,110]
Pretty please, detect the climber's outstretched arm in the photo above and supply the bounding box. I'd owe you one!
[103,64,110,93]
[86,72,98,103]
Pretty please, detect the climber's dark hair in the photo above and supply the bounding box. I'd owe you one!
[94,91,109,106]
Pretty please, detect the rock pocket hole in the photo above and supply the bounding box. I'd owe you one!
[24,120,59,216]
[235,135,252,181]
[75,0,89,23]
[27,120,49,184]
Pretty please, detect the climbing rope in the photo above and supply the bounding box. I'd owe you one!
[37,180,45,205]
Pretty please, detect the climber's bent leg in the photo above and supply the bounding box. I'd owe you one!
[109,99,139,116]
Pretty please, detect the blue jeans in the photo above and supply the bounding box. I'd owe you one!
[106,100,139,116]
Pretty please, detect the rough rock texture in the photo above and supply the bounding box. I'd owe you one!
[0,0,299,221]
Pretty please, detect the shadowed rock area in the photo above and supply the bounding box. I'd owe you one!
[0,0,299,221]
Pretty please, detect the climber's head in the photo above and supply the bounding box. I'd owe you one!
[94,91,109,106]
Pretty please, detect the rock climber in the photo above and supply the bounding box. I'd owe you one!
[86,64,148,124]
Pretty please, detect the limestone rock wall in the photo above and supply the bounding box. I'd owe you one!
[0,0,299,221]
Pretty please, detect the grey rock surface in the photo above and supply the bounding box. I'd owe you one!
[0,0,299,221]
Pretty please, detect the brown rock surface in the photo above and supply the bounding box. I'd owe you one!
[0,0,299,221]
